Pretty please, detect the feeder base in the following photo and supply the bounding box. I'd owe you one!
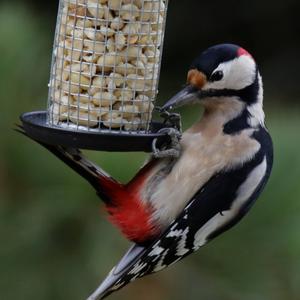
[20,111,170,152]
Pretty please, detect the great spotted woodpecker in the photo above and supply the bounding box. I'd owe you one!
[21,44,273,300]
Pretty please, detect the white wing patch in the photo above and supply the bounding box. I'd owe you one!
[148,246,165,257]
[153,250,169,272]
[129,262,148,275]
[176,228,190,256]
[193,212,230,250]
[193,156,267,250]
[166,229,183,238]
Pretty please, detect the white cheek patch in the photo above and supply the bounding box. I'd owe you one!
[204,55,257,91]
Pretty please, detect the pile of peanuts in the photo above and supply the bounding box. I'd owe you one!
[49,0,167,131]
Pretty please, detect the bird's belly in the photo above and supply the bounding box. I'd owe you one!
[143,130,260,228]
[146,157,221,227]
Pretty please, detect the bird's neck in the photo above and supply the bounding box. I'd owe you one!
[187,96,264,136]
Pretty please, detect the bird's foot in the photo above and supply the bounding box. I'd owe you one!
[152,128,182,159]
[157,107,182,132]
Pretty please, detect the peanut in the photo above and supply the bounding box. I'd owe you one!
[92,91,117,107]
[119,104,140,119]
[86,0,105,18]
[124,117,141,131]
[49,103,69,123]
[107,0,122,10]
[69,109,99,127]
[97,52,122,71]
[102,112,127,128]
[110,17,124,31]
[119,4,139,21]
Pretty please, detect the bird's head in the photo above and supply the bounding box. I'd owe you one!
[162,44,264,125]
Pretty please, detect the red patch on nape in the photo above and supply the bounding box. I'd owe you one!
[237,47,253,58]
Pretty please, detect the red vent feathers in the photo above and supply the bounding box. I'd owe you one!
[100,166,158,243]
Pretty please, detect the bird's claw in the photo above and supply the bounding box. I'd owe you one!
[152,128,182,159]
[152,107,182,158]
[157,127,182,140]
[156,107,182,132]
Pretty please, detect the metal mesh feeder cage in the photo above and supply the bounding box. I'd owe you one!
[21,0,171,152]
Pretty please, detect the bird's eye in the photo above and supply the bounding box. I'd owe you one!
[210,71,224,82]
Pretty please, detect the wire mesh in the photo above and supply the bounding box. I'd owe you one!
[47,0,168,134]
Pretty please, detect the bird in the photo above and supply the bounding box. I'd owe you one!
[20,43,273,300]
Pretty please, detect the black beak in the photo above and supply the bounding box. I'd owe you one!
[161,85,200,111]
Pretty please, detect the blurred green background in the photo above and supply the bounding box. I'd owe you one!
[1,1,300,300]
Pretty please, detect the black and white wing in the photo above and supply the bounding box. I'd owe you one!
[88,129,273,300]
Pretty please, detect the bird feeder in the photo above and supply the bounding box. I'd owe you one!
[21,0,171,152]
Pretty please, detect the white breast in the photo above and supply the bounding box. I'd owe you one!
[143,127,260,228]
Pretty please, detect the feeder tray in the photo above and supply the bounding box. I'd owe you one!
[21,111,170,152]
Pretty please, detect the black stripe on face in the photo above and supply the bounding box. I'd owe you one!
[200,69,260,105]
[223,109,252,135]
